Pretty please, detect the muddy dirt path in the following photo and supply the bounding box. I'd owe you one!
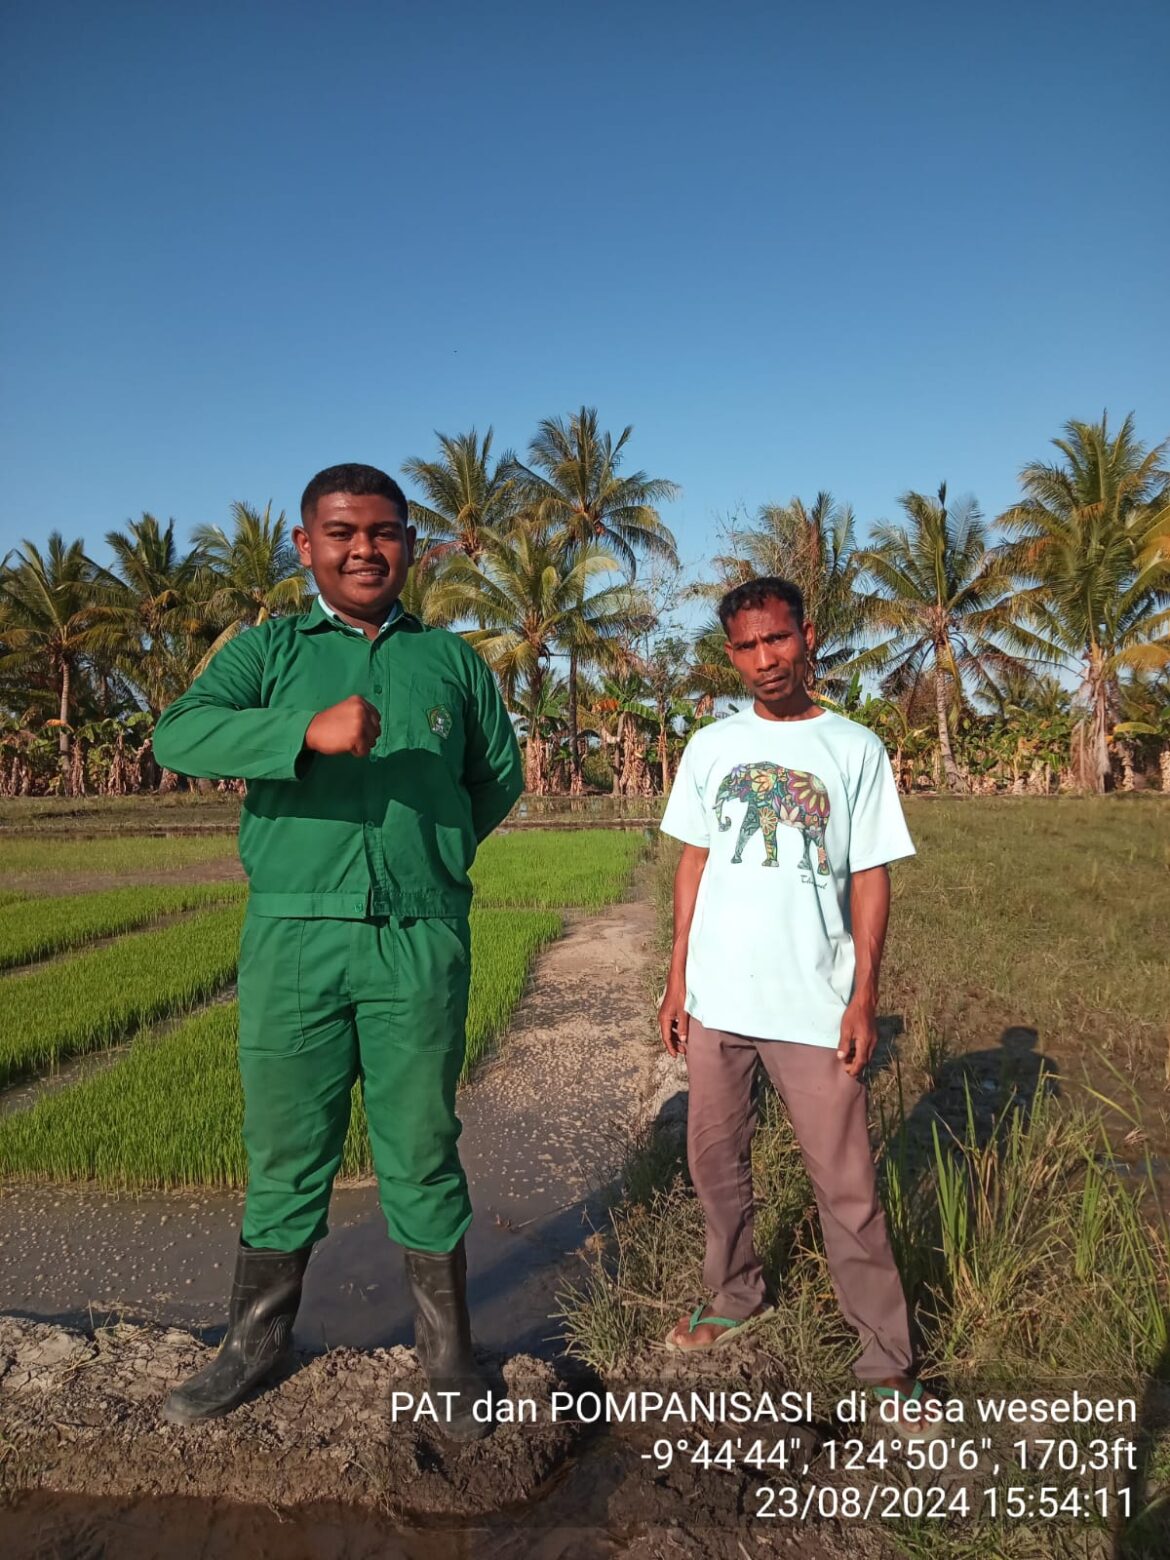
[0,1314,869,1560]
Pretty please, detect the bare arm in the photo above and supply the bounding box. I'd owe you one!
[837,863,890,1078]
[657,843,708,1057]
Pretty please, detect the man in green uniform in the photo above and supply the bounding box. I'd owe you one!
[153,463,523,1439]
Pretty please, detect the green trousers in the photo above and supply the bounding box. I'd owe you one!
[236,909,473,1254]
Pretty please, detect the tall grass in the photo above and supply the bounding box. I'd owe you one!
[0,902,245,1087]
[562,1079,1170,1405]
[0,909,560,1186]
[0,883,246,970]
[472,829,645,907]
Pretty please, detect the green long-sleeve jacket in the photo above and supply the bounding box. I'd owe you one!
[153,599,524,920]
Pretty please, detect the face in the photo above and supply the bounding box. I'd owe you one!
[294,493,415,622]
[724,598,816,702]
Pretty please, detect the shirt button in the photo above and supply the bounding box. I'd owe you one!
[372,682,383,694]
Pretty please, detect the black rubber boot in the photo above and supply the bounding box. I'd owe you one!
[404,1239,493,1442]
[161,1241,310,1426]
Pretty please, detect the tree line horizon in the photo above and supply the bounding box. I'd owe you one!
[2,406,1168,800]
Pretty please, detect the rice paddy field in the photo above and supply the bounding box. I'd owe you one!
[0,882,246,970]
[0,902,247,1088]
[0,828,641,1187]
[471,828,645,907]
[0,908,562,1187]
[0,834,239,885]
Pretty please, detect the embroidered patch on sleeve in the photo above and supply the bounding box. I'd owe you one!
[428,705,453,739]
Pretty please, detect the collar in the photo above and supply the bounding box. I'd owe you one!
[296,594,419,636]
[317,593,403,635]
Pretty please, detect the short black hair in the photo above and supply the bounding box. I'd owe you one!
[718,576,805,634]
[300,463,410,525]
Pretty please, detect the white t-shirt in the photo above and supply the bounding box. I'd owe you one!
[660,706,915,1048]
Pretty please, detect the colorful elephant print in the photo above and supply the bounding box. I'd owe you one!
[713,762,831,874]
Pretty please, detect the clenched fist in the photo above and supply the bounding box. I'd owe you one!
[304,695,382,757]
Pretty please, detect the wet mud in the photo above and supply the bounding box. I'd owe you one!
[0,1316,873,1560]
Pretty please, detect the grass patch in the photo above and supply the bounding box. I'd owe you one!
[0,883,246,970]
[0,891,27,909]
[0,908,560,1186]
[563,1082,1170,1554]
[0,834,238,886]
[472,828,645,907]
[0,902,245,1088]
[890,798,1170,1115]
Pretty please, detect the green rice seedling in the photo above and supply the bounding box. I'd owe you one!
[0,908,561,1187]
[460,908,562,1074]
[0,834,238,886]
[471,829,644,908]
[0,902,245,1088]
[0,883,246,970]
[0,891,28,908]
[0,1003,246,1187]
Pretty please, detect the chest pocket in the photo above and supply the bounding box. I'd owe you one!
[408,675,466,768]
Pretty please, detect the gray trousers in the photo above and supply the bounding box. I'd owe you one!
[685,1019,914,1382]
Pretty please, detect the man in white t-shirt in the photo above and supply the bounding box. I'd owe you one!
[658,576,937,1431]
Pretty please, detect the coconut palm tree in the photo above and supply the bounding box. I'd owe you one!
[88,515,211,716]
[641,634,698,789]
[402,428,522,565]
[591,668,658,796]
[508,408,679,789]
[998,415,1170,792]
[397,537,461,626]
[980,666,1072,722]
[1114,668,1170,793]
[442,523,652,793]
[854,485,1027,792]
[511,677,570,796]
[708,492,872,687]
[0,533,104,788]
[191,501,310,668]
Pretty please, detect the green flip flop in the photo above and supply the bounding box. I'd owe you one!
[664,1303,775,1352]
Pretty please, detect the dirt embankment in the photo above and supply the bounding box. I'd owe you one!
[0,1316,884,1560]
[0,1315,574,1519]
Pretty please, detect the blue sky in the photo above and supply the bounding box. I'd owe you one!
[2,0,1167,596]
